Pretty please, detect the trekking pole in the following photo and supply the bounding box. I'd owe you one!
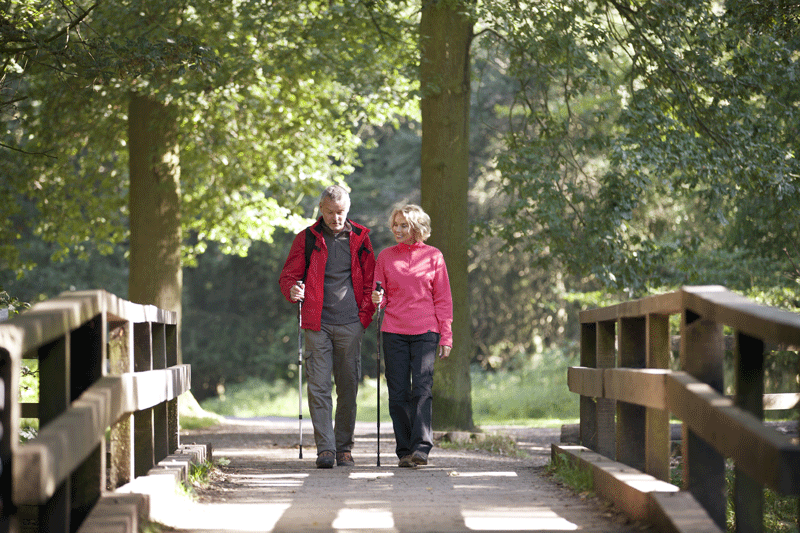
[296,281,304,459]
[375,281,383,467]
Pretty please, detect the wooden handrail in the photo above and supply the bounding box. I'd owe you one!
[0,290,188,533]
[568,285,800,532]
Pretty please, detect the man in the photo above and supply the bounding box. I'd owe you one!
[279,184,376,468]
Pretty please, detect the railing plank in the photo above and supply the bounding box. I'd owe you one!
[682,286,800,349]
[13,365,190,505]
[604,369,669,410]
[666,372,800,495]
[579,291,683,324]
[567,367,603,398]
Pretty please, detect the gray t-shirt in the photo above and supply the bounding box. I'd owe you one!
[321,222,359,325]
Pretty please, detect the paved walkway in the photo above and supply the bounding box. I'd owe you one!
[155,418,650,533]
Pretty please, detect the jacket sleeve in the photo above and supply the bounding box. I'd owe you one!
[358,235,377,327]
[432,252,454,346]
[278,230,307,303]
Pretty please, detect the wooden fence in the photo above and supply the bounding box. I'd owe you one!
[559,285,800,533]
[0,290,191,533]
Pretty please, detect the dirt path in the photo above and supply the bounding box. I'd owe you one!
[154,418,651,532]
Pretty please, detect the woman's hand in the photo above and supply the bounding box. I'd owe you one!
[437,345,451,359]
[371,290,383,306]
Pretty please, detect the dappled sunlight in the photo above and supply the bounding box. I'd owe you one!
[332,508,396,530]
[225,472,308,489]
[349,472,394,480]
[462,508,578,531]
[153,502,292,531]
[450,471,518,478]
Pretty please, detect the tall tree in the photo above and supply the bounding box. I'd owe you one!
[420,0,474,430]
[128,93,183,340]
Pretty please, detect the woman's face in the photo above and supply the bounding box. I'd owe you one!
[392,213,415,245]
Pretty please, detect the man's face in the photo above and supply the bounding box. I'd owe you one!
[320,197,349,233]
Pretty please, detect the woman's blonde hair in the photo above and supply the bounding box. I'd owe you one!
[389,204,431,242]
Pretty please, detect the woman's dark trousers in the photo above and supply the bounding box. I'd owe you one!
[382,331,438,458]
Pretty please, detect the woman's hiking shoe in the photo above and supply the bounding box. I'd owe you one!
[336,451,355,466]
[411,450,428,466]
[316,451,335,469]
[398,455,415,468]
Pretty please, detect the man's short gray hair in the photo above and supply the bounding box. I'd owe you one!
[319,185,351,207]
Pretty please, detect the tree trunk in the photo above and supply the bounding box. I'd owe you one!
[420,0,474,430]
[128,93,183,362]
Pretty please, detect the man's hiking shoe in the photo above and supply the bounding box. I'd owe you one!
[411,450,428,466]
[336,451,355,467]
[398,455,415,468]
[316,451,335,469]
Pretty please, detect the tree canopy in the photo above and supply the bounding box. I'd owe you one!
[477,0,800,300]
[1,0,418,275]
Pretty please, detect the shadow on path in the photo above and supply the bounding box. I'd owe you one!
[156,418,650,533]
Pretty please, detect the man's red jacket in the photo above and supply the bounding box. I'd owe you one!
[279,218,376,331]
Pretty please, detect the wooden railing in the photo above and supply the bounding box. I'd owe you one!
[560,286,799,533]
[0,290,191,533]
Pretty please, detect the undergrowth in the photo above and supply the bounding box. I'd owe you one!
[439,433,529,458]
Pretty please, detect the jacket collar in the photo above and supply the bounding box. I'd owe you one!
[312,217,364,236]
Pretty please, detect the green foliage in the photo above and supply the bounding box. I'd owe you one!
[440,432,528,458]
[478,0,800,297]
[2,0,419,277]
[471,345,579,425]
[199,346,578,427]
[546,452,594,495]
[0,287,29,316]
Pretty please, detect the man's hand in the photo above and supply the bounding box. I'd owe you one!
[291,282,305,302]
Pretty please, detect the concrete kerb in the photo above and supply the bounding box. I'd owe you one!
[551,443,723,533]
[78,443,212,533]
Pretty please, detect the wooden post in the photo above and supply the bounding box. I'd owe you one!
[617,317,646,471]
[733,332,765,533]
[108,321,135,489]
[152,323,169,463]
[646,314,671,481]
[37,335,71,532]
[69,314,106,530]
[165,323,180,453]
[134,322,155,478]
[680,309,726,529]
[580,322,598,451]
[597,320,616,459]
[1,348,14,533]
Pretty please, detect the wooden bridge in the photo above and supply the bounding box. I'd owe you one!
[1,287,798,532]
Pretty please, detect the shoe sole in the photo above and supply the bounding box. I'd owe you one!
[316,452,336,468]
[398,456,416,467]
[411,454,428,466]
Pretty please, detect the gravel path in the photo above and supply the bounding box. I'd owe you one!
[154,417,652,533]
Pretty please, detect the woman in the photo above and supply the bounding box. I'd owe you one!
[371,204,453,467]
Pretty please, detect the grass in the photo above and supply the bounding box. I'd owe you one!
[439,432,530,458]
[671,460,799,533]
[546,452,594,495]
[198,346,580,428]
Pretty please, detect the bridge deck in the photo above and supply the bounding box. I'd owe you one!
[149,418,648,532]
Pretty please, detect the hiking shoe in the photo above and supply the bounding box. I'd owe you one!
[316,451,335,469]
[336,451,355,467]
[411,450,428,466]
[398,455,415,468]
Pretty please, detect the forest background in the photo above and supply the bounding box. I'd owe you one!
[2,0,799,426]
